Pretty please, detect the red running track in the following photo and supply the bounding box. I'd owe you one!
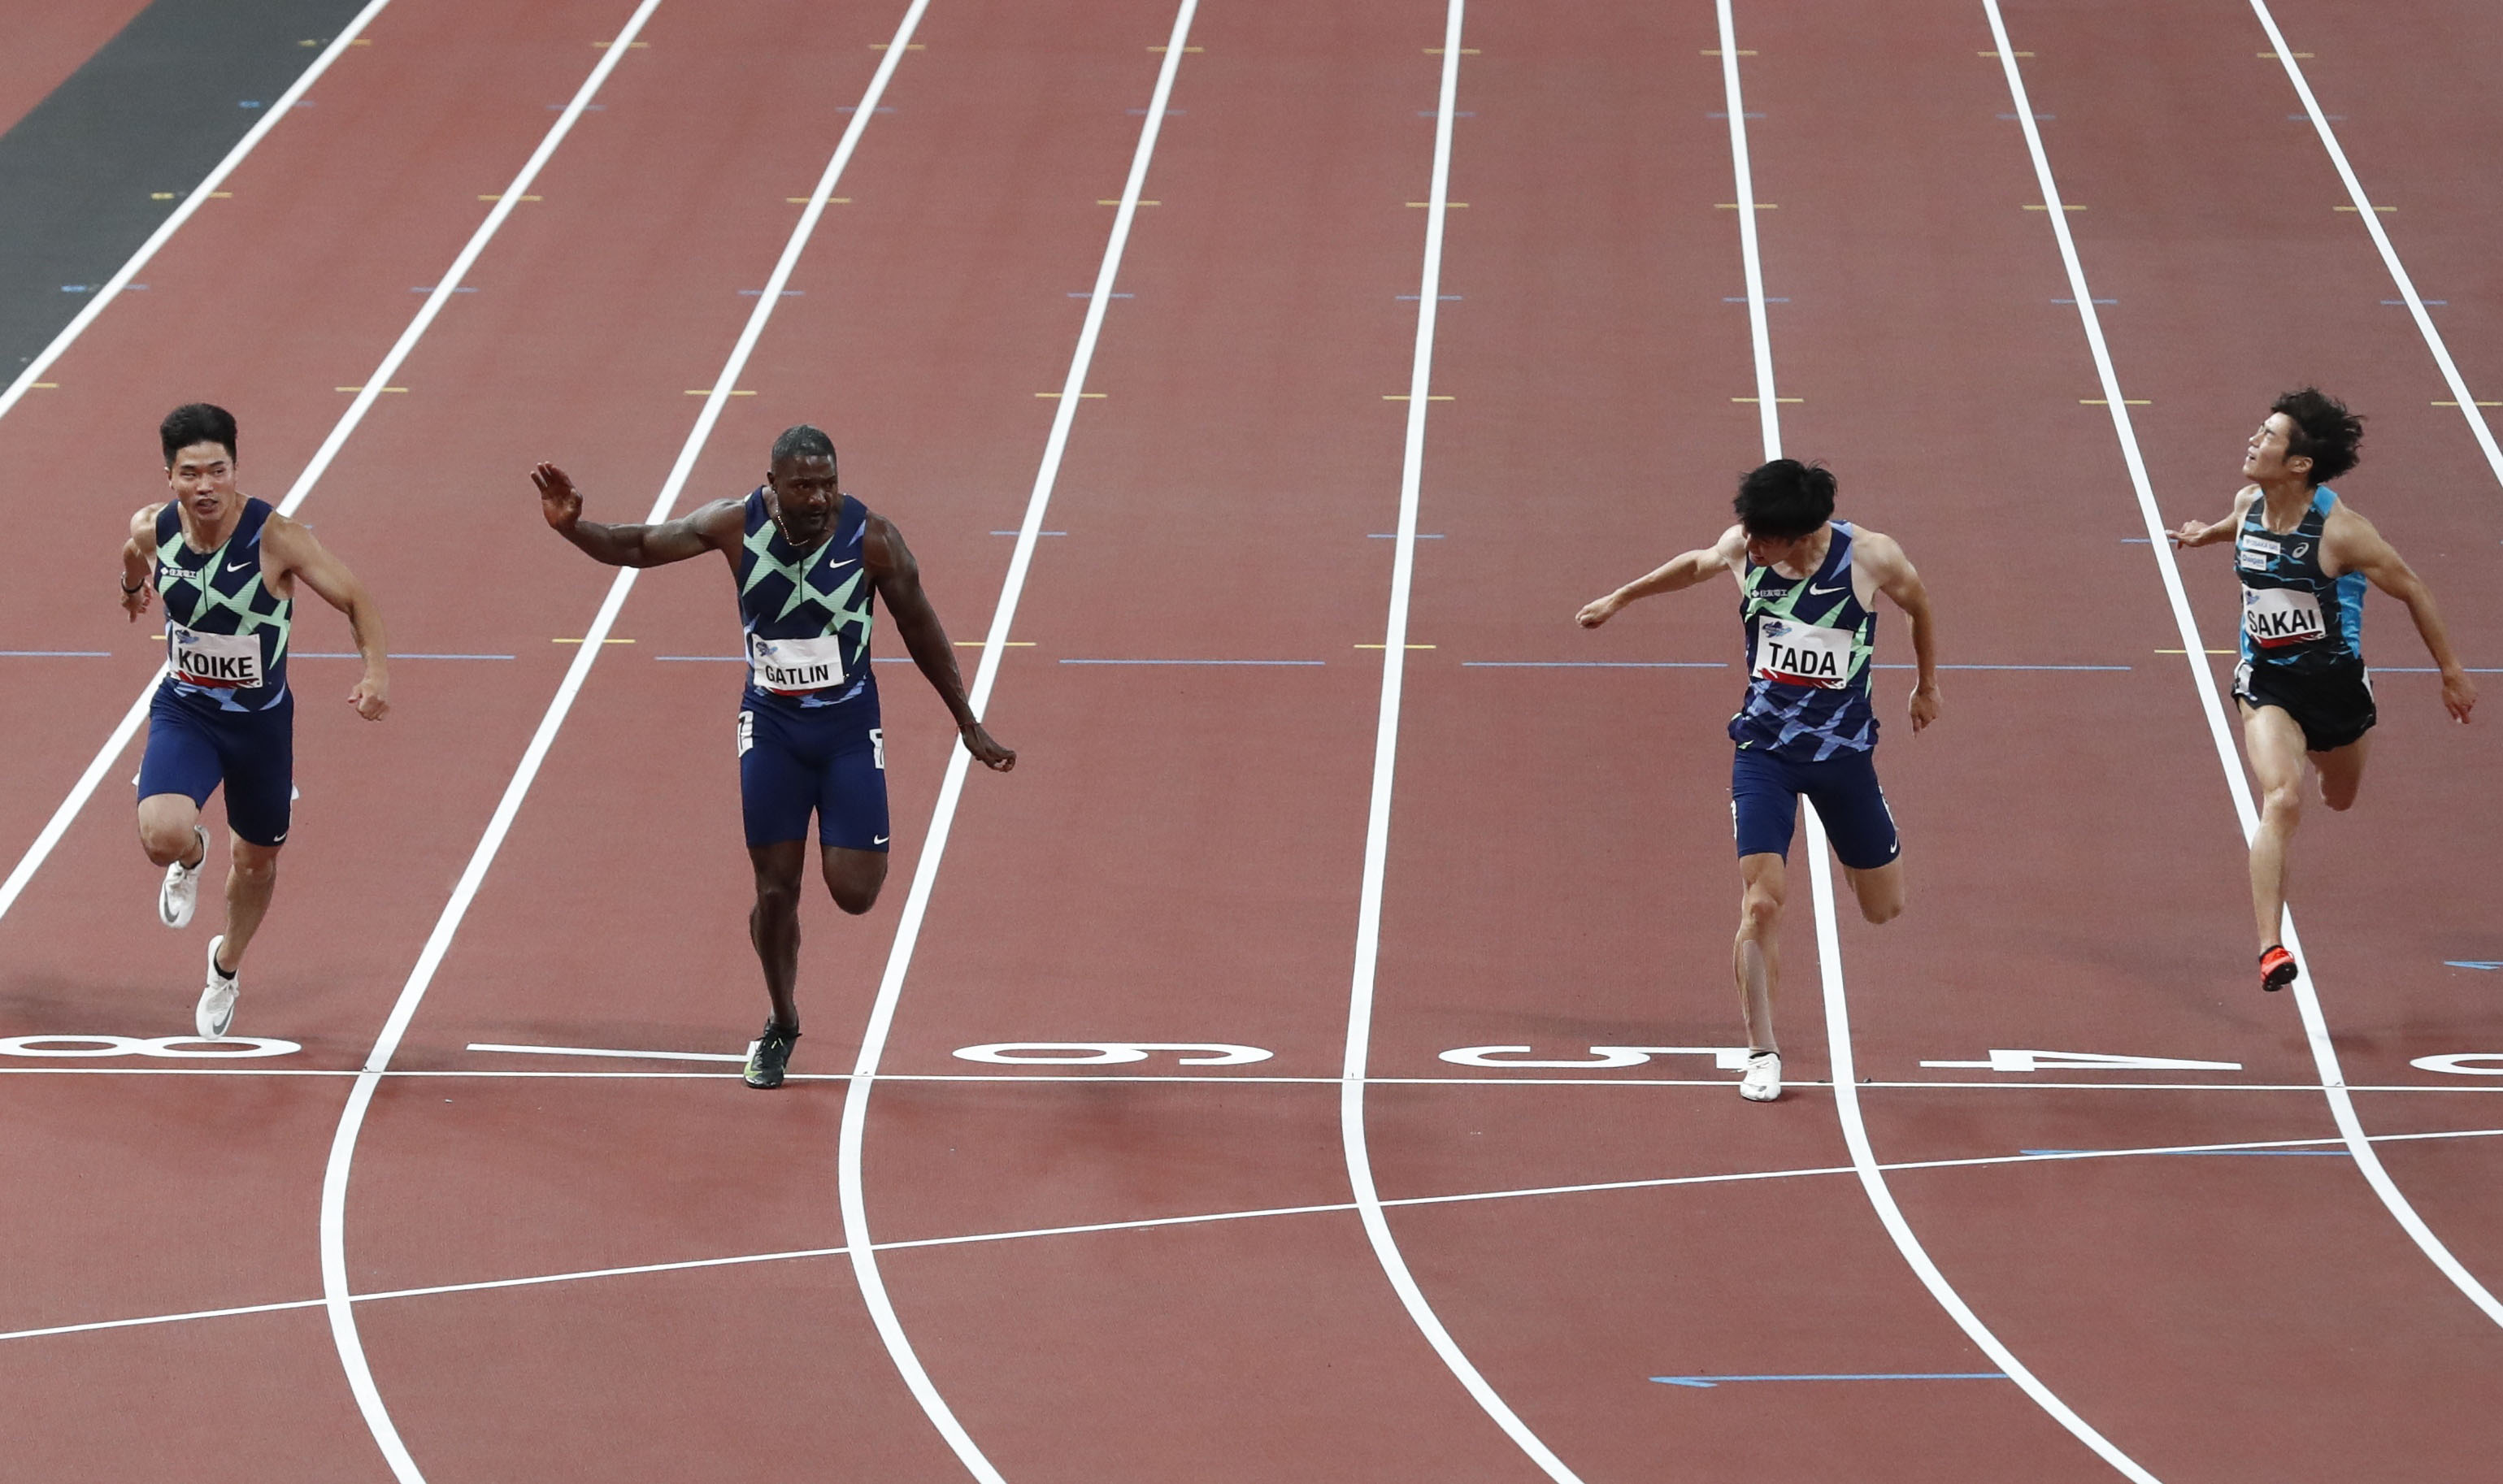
[1,0,2499,1478]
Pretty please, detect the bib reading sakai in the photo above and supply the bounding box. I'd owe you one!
[1729,522,1877,762]
[735,487,877,712]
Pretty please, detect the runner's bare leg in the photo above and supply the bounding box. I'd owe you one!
[1735,851,1784,1054]
[216,837,280,973]
[2242,701,2311,949]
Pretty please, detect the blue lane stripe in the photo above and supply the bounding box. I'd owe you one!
[2446,961,2503,971]
[1462,661,1727,669]
[1059,658,1323,666]
[0,650,111,657]
[293,653,514,661]
[659,654,920,665]
[1653,1373,2007,1388]
[1875,663,2129,670]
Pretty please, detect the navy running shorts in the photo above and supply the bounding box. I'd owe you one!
[2234,655,2376,753]
[738,696,890,851]
[1730,743,1901,871]
[136,688,295,848]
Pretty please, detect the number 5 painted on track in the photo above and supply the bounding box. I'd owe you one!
[1437,1045,1754,1070]
[953,1041,1274,1066]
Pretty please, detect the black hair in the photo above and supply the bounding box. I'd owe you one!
[2271,387,2362,485]
[160,403,237,466]
[1732,458,1836,540]
[771,423,837,467]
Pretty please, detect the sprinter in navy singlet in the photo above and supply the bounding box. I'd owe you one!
[535,424,1015,1089]
[121,403,392,1038]
[2171,388,2475,992]
[1580,459,1940,1102]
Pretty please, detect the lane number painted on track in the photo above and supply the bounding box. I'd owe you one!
[2412,1054,2503,1077]
[1920,1048,2243,1073]
[1439,1045,1754,1070]
[0,1035,300,1059]
[954,1041,1274,1066]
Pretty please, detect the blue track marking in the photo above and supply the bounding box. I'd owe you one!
[2445,961,2503,971]
[0,650,111,657]
[1653,1372,2007,1388]
[293,652,513,661]
[1058,658,1323,666]
[1462,661,1727,669]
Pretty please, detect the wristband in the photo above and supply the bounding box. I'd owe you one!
[120,578,143,595]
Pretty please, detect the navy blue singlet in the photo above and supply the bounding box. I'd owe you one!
[1729,522,1878,762]
[2236,486,2365,675]
[155,498,292,714]
[737,488,877,712]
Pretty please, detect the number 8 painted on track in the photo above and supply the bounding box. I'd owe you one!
[0,1034,300,1059]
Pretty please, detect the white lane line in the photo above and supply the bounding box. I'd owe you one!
[0,1,396,424]
[1982,0,2503,1332]
[1722,7,2160,1479]
[463,1041,745,1062]
[314,7,930,1479]
[2249,0,2501,485]
[832,7,1196,1481]
[21,1124,2501,1349]
[1340,6,1586,1482]
[0,3,418,931]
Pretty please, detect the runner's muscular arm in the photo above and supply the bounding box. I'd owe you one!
[2326,506,2476,723]
[532,462,741,567]
[863,513,1015,771]
[263,513,391,721]
[1575,525,1747,627]
[2169,484,2261,549]
[119,504,165,622]
[1855,530,1940,733]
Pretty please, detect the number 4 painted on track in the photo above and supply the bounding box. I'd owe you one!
[1920,1048,2244,1073]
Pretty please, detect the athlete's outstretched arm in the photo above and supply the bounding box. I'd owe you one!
[1860,532,1941,733]
[1576,526,1745,627]
[264,513,391,721]
[532,463,737,567]
[864,514,1015,771]
[2331,510,2476,723]
[118,504,164,623]
[2169,484,2261,549]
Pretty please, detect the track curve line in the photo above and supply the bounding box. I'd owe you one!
[1721,4,2166,1477]
[0,0,396,425]
[828,6,1197,1480]
[1982,0,2503,1333]
[1336,4,1588,1481]
[311,3,932,1477]
[2246,0,2503,488]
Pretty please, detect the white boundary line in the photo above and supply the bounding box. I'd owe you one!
[1338,7,1586,1482]
[20,1123,2501,1349]
[313,5,932,1478]
[1979,0,2503,1331]
[1719,6,2162,1478]
[0,1,408,928]
[832,6,1196,1480]
[0,0,398,423]
[2248,0,2502,485]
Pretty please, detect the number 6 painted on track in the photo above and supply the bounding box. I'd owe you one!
[1437,1044,1754,1070]
[953,1041,1274,1066]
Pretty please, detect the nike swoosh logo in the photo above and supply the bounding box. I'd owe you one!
[872,835,889,844]
[821,558,857,571]
[1808,582,1845,595]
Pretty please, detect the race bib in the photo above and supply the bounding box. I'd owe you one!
[167,623,263,688]
[749,634,846,693]
[1753,618,1853,689]
[2243,586,2325,649]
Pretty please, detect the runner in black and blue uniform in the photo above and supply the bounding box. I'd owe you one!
[534,425,1015,1088]
[1579,459,1940,1102]
[120,403,392,1037]
[2171,388,2475,992]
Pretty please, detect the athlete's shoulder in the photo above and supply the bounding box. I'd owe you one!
[1847,525,1910,569]
[129,501,167,538]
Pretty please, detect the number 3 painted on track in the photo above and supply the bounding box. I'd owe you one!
[954,1042,1274,1066]
[0,1035,301,1059]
